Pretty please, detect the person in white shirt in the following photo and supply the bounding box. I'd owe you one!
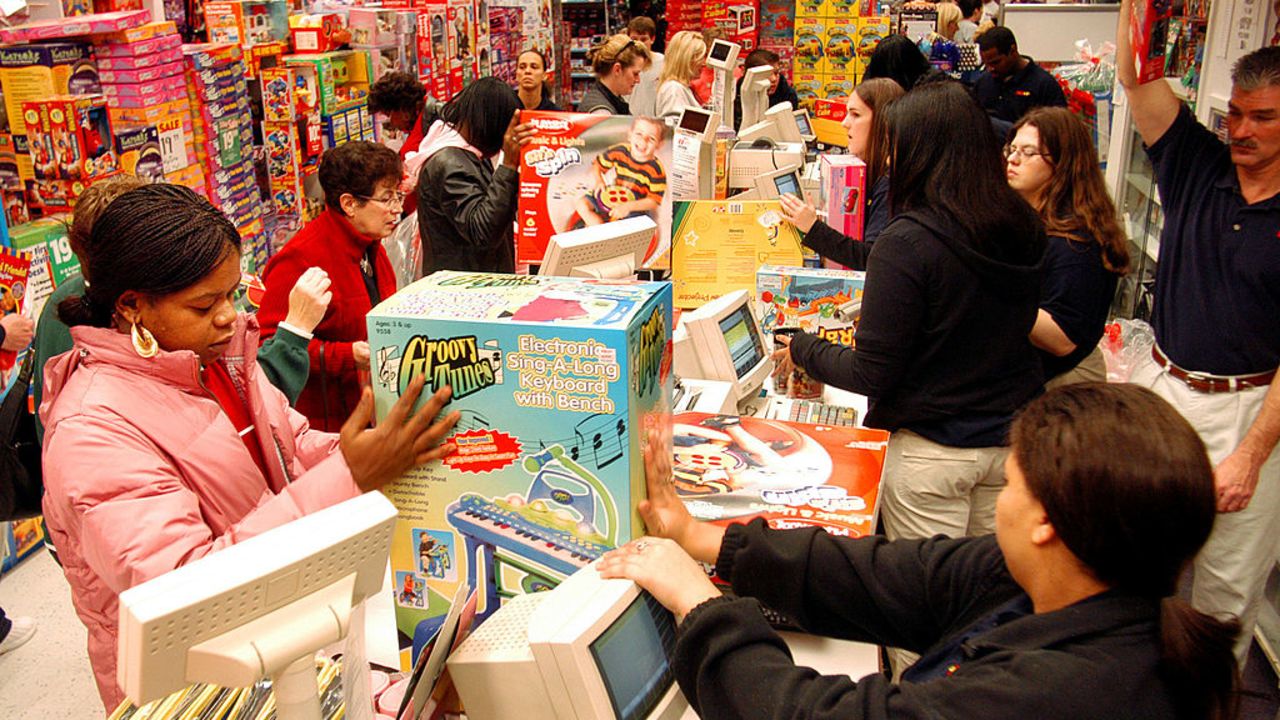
[628,17,664,117]
[655,30,707,120]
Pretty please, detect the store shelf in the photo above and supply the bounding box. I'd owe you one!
[571,72,594,79]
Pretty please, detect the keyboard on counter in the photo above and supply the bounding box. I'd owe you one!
[764,397,859,427]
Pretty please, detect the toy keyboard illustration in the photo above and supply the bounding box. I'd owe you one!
[765,397,858,427]
[448,494,611,576]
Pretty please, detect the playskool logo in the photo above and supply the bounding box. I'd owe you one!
[398,334,496,400]
[635,305,666,398]
[436,274,544,289]
[530,117,572,132]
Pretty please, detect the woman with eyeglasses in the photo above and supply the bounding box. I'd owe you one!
[578,34,652,115]
[258,141,405,432]
[1005,107,1129,387]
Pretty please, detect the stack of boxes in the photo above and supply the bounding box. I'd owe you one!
[283,51,375,149]
[183,43,268,270]
[21,94,121,212]
[486,6,524,86]
[667,0,705,41]
[348,7,418,83]
[94,22,200,190]
[792,0,888,112]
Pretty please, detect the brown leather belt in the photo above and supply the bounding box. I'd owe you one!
[1152,347,1276,393]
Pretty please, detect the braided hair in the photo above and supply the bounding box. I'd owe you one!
[58,183,241,328]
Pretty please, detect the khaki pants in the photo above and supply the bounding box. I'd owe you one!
[879,429,1009,541]
[1045,346,1107,390]
[1131,350,1280,667]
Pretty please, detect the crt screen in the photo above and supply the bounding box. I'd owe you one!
[795,112,813,136]
[773,173,800,197]
[589,593,678,720]
[718,304,766,379]
[679,110,711,133]
[709,41,731,61]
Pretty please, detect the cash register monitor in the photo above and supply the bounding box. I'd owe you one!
[678,289,772,407]
[794,108,816,142]
[539,216,658,279]
[447,563,687,720]
[739,65,774,130]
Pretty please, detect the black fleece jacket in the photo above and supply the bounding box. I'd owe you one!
[674,521,1185,720]
[416,148,518,275]
[790,208,1045,446]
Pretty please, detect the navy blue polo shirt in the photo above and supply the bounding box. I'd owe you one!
[1039,232,1118,379]
[1146,106,1280,375]
[973,57,1067,123]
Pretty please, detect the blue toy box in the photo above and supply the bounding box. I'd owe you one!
[367,271,673,668]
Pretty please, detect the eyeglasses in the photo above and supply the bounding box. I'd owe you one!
[1003,144,1049,161]
[357,191,406,208]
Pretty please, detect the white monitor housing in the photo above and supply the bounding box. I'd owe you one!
[676,106,719,143]
[739,65,774,130]
[765,102,802,143]
[672,108,721,200]
[118,493,398,720]
[728,140,806,190]
[793,108,816,143]
[448,563,688,720]
[754,164,805,201]
[539,216,658,279]
[705,39,741,119]
[672,289,773,409]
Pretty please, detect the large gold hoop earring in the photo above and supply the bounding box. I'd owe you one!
[131,321,158,359]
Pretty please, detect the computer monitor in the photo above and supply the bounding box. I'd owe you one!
[676,106,718,143]
[754,164,804,200]
[672,289,772,407]
[705,39,738,69]
[739,65,774,130]
[117,493,398,720]
[447,562,688,720]
[538,216,658,279]
[793,108,816,143]
[764,102,802,143]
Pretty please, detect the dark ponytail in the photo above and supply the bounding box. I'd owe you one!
[1160,597,1240,720]
[58,183,240,329]
[1010,383,1240,718]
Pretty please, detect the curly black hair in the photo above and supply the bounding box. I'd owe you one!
[368,71,427,117]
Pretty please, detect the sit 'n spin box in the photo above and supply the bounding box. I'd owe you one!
[367,271,673,668]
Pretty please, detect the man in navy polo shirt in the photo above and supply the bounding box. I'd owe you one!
[973,27,1067,124]
[1117,0,1280,668]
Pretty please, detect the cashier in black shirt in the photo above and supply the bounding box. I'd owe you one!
[974,27,1067,124]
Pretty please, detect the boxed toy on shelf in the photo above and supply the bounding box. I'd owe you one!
[0,43,102,139]
[22,94,119,182]
[0,8,148,43]
[516,111,674,269]
[114,125,166,182]
[204,0,290,48]
[818,153,866,241]
[289,13,350,54]
[367,271,672,666]
[756,264,865,346]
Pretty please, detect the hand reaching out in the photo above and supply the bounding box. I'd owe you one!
[778,193,818,233]
[284,267,332,334]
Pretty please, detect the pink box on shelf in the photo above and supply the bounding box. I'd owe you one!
[99,61,184,84]
[819,154,867,242]
[96,47,184,70]
[0,10,149,43]
[94,35,183,58]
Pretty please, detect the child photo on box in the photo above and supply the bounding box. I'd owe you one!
[574,115,667,226]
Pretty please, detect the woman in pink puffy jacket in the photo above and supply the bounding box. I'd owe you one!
[39,184,460,711]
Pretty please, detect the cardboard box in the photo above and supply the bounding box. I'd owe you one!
[793,72,822,111]
[114,125,166,181]
[670,200,809,308]
[824,20,857,74]
[516,112,674,269]
[349,7,400,46]
[289,13,348,54]
[755,264,865,346]
[22,95,118,182]
[793,17,826,74]
[672,411,886,537]
[856,16,890,64]
[94,35,183,59]
[794,0,823,18]
[0,43,101,137]
[1130,0,1173,84]
[823,72,854,100]
[204,0,290,47]
[367,271,673,665]
[97,20,178,45]
[0,9,148,43]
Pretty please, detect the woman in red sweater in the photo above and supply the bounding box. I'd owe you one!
[257,142,402,431]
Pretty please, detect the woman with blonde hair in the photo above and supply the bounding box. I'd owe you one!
[935,1,963,41]
[578,33,652,115]
[655,30,707,120]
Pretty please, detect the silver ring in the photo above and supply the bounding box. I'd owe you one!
[634,540,649,552]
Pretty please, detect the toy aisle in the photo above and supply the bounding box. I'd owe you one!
[0,0,1278,718]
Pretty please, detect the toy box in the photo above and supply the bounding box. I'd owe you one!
[446,0,479,96]
[795,0,823,19]
[755,264,865,346]
[204,0,290,47]
[793,71,822,111]
[0,135,21,192]
[284,51,371,116]
[94,36,183,60]
[96,48,184,71]
[0,43,101,137]
[358,43,411,82]
[417,3,451,100]
[0,9,148,43]
[819,153,865,242]
[672,412,886,537]
[8,215,78,287]
[10,137,34,183]
[322,104,376,147]
[670,200,809,308]
[824,19,857,74]
[114,125,165,181]
[0,518,46,574]
[245,40,287,79]
[98,20,178,45]
[99,61,185,85]
[289,13,349,54]
[260,66,295,122]
[516,111,675,269]
[823,72,854,100]
[349,7,400,46]
[856,16,890,63]
[793,17,826,74]
[25,176,103,213]
[1130,0,1173,84]
[826,0,859,18]
[367,271,673,666]
[23,95,118,182]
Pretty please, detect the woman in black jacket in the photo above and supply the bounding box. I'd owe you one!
[778,77,903,267]
[775,81,1045,542]
[599,383,1239,720]
[416,78,534,275]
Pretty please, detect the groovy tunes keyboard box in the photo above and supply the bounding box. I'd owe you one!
[367,271,673,668]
